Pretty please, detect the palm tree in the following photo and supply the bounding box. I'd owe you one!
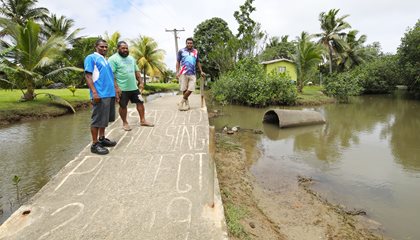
[104,31,121,57]
[42,13,82,43]
[0,19,65,100]
[130,35,165,86]
[293,32,323,93]
[0,0,48,26]
[337,30,368,71]
[315,9,351,74]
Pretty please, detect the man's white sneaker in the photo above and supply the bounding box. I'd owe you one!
[184,100,190,110]
[178,98,186,110]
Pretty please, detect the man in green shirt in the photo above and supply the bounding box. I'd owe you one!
[108,41,154,131]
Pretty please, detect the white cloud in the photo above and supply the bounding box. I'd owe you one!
[38,0,419,70]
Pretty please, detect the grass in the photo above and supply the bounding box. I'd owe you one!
[224,202,250,239]
[0,83,180,124]
[296,85,335,105]
[143,82,179,95]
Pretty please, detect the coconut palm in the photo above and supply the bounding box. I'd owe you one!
[42,13,82,43]
[293,32,323,93]
[130,35,166,86]
[0,19,65,100]
[337,30,368,71]
[104,31,121,57]
[0,0,48,26]
[315,9,351,74]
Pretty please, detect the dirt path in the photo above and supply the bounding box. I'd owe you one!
[214,133,389,240]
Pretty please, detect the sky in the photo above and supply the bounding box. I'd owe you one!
[37,0,419,71]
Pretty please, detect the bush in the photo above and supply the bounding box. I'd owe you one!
[323,72,363,103]
[211,58,297,106]
[355,55,400,94]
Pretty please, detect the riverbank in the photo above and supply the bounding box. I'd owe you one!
[215,132,389,240]
[0,83,179,126]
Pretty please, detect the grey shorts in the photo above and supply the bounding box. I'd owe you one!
[91,97,116,128]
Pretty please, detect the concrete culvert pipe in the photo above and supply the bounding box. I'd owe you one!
[263,109,326,128]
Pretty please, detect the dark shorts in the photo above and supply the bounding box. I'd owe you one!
[91,97,116,128]
[119,89,144,108]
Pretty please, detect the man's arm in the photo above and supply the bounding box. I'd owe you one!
[114,77,120,102]
[135,71,144,93]
[85,73,100,103]
[197,61,205,77]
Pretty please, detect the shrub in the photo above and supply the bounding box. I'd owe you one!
[323,72,363,103]
[211,58,297,106]
[355,55,400,94]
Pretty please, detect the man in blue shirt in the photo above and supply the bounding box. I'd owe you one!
[176,37,205,111]
[84,39,120,155]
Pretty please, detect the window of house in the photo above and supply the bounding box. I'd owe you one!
[278,66,286,73]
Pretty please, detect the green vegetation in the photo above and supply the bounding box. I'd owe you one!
[397,19,420,97]
[315,9,351,74]
[130,35,166,86]
[0,83,179,124]
[293,32,323,93]
[194,17,235,80]
[211,58,297,106]
[323,72,363,103]
[297,85,334,105]
[143,83,179,95]
[224,202,249,239]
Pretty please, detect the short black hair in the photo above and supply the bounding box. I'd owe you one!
[95,39,107,47]
[186,37,194,43]
[117,41,128,48]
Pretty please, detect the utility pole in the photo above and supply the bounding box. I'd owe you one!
[165,28,185,56]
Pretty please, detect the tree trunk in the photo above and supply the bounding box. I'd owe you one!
[328,45,334,74]
[23,79,35,101]
[143,70,147,87]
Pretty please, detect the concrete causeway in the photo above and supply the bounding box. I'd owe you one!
[0,94,228,240]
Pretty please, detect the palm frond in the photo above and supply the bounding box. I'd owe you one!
[35,93,75,113]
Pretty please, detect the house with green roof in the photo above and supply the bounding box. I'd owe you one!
[261,58,297,82]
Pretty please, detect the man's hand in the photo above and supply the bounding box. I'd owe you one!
[200,71,206,78]
[115,86,121,103]
[176,73,180,79]
[138,82,144,93]
[92,92,101,103]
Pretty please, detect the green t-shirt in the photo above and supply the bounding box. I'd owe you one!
[108,53,140,91]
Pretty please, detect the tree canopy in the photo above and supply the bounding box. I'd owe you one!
[193,17,234,80]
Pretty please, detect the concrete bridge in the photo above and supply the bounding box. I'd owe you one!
[0,94,228,240]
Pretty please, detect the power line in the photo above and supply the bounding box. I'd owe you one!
[124,0,164,28]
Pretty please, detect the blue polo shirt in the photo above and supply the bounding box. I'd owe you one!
[84,52,115,98]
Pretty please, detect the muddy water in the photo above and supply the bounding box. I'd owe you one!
[209,93,420,240]
[0,92,176,224]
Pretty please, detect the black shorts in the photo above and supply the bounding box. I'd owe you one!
[91,97,116,128]
[119,89,144,108]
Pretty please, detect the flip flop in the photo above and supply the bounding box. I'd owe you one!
[140,122,154,127]
[123,125,132,131]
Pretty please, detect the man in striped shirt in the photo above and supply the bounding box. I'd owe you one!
[176,37,205,111]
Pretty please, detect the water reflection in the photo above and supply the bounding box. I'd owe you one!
[0,111,91,223]
[209,93,420,239]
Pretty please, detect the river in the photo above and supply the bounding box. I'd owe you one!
[209,92,420,240]
[1,92,419,239]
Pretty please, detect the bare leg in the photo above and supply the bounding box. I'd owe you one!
[98,127,105,139]
[183,90,192,100]
[136,103,145,123]
[91,127,99,144]
[119,107,129,126]
[137,103,154,126]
